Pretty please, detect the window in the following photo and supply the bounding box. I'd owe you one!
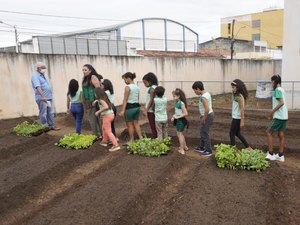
[252,33,260,41]
[254,46,260,52]
[228,23,231,34]
[252,20,261,28]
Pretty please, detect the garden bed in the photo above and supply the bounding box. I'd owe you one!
[0,94,299,225]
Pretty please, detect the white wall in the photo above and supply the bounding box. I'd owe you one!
[235,50,282,60]
[281,0,300,109]
[282,0,300,81]
[0,53,281,119]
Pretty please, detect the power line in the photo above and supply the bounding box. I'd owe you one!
[0,10,130,22]
[0,29,50,35]
[0,17,99,30]
[0,9,223,41]
[0,25,57,32]
[0,10,222,46]
[0,9,220,24]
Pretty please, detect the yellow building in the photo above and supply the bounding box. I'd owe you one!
[221,8,283,49]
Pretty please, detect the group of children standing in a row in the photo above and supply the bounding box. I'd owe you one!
[191,74,288,162]
[67,65,288,162]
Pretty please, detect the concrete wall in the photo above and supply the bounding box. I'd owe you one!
[0,52,281,119]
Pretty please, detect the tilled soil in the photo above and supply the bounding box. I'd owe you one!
[0,99,299,225]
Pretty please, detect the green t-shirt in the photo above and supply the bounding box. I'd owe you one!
[97,101,114,116]
[145,85,157,112]
[175,101,185,116]
[154,97,167,121]
[273,87,288,120]
[105,90,114,104]
[232,94,244,119]
[198,92,213,116]
[127,84,139,104]
[68,90,82,103]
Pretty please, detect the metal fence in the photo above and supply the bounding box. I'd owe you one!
[36,36,128,56]
[137,80,300,110]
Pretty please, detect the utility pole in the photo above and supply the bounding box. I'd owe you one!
[0,20,19,53]
[230,19,235,60]
[14,25,19,53]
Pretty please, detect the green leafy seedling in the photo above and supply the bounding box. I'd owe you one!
[13,121,49,137]
[57,133,97,150]
[128,136,171,157]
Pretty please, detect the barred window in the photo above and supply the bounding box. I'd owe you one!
[252,33,260,41]
[252,20,261,28]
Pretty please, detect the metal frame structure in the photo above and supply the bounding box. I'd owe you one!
[53,18,199,52]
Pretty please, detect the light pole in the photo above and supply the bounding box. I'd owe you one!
[235,26,246,38]
[0,20,19,53]
[230,21,246,60]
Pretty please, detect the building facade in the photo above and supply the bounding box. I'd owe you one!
[199,37,282,59]
[200,37,253,52]
[221,8,283,49]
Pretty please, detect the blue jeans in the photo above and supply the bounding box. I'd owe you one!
[70,103,84,134]
[37,99,55,128]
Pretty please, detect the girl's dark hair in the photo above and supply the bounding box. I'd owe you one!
[155,86,165,97]
[94,87,112,109]
[142,72,158,85]
[82,64,103,87]
[68,79,79,97]
[122,72,136,80]
[173,88,187,109]
[231,79,248,101]
[192,81,204,90]
[102,79,114,95]
[271,74,281,89]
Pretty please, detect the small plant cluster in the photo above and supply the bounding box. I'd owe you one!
[215,144,270,172]
[128,137,171,157]
[57,133,97,150]
[13,121,49,137]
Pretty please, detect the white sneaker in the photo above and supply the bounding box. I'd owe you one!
[275,153,285,162]
[266,152,276,161]
[99,142,108,147]
[109,146,121,152]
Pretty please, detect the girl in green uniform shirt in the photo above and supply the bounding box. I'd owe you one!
[94,87,120,152]
[119,72,142,144]
[266,75,288,162]
[142,72,158,138]
[171,88,188,155]
[230,79,252,150]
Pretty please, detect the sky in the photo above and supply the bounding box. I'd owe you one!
[0,0,284,47]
